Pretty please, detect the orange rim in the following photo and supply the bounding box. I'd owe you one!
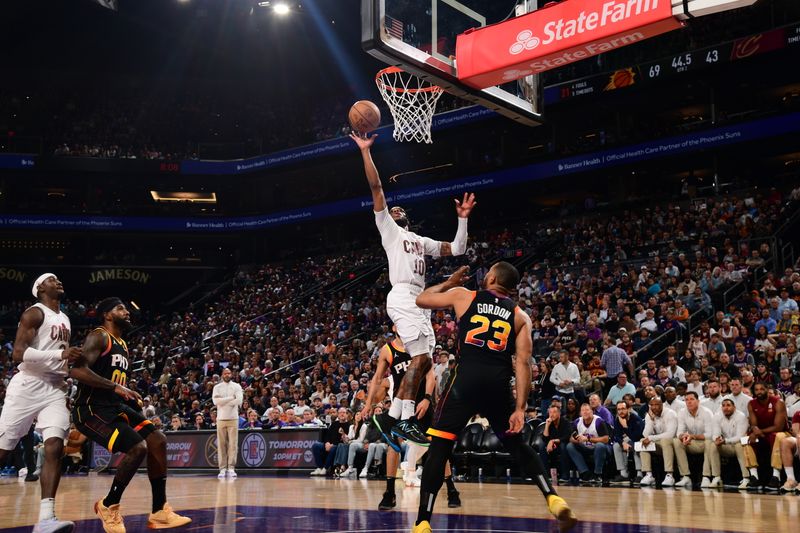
[375,66,442,94]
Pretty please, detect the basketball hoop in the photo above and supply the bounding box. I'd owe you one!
[375,66,444,144]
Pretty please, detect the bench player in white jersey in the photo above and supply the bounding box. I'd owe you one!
[0,273,81,533]
[350,132,475,446]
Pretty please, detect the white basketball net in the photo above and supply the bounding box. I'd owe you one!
[375,67,444,144]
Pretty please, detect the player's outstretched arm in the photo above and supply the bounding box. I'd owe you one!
[12,307,81,364]
[70,330,140,403]
[415,266,473,318]
[350,132,386,212]
[360,346,391,420]
[438,193,476,257]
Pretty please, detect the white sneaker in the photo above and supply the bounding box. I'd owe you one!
[218,470,227,479]
[32,518,75,533]
[738,477,751,490]
[227,469,237,478]
[640,473,655,486]
[18,467,28,478]
[675,476,692,488]
[359,469,369,479]
[405,476,421,487]
[310,468,325,476]
[700,477,711,488]
[341,467,357,478]
[661,474,675,487]
[400,461,408,472]
[709,477,722,488]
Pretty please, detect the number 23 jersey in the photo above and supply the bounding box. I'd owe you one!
[74,327,130,407]
[457,290,518,373]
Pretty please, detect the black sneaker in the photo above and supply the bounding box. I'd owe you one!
[447,490,461,508]
[633,475,643,486]
[765,476,781,492]
[579,472,593,485]
[746,476,761,491]
[372,413,402,453]
[25,473,39,482]
[378,491,396,511]
[391,418,430,447]
[610,475,630,485]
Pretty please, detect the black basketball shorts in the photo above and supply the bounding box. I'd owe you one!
[74,403,155,453]
[426,362,515,442]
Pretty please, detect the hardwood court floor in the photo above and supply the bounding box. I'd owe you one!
[0,474,797,532]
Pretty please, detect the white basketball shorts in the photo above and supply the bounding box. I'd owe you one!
[0,372,70,449]
[386,284,435,358]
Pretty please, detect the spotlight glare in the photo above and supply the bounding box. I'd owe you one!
[273,3,290,15]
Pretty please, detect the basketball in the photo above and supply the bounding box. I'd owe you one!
[349,100,381,133]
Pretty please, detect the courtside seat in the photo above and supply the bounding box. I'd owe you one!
[452,423,485,478]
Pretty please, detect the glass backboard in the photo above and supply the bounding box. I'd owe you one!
[362,0,544,126]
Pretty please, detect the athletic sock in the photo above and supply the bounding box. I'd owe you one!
[103,478,129,507]
[389,398,403,419]
[386,476,396,496]
[150,476,167,513]
[772,468,781,478]
[445,475,457,493]
[39,498,56,522]
[749,467,758,478]
[785,467,795,482]
[401,400,416,421]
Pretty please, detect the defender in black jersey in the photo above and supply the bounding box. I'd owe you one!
[361,333,460,512]
[412,263,577,533]
[70,297,190,532]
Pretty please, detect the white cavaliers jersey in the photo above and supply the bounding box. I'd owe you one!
[375,208,440,287]
[18,303,71,379]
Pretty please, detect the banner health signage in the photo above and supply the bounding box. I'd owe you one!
[91,429,322,469]
[3,112,799,233]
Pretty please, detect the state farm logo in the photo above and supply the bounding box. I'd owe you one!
[510,30,540,55]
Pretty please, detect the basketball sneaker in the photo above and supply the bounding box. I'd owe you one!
[32,519,75,533]
[94,499,125,533]
[392,419,430,447]
[147,503,192,529]
[411,520,432,533]
[378,492,396,511]
[447,489,461,508]
[546,494,577,532]
[372,413,402,452]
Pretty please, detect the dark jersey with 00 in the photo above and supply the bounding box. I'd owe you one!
[456,290,518,373]
[388,341,412,400]
[74,327,131,407]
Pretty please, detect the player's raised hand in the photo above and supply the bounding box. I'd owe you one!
[61,346,82,364]
[445,266,470,288]
[507,408,525,434]
[455,192,477,217]
[349,132,378,151]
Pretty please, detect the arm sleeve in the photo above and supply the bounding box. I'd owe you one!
[449,217,468,256]
[374,208,400,247]
[22,347,63,364]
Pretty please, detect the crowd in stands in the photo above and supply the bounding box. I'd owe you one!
[0,185,799,489]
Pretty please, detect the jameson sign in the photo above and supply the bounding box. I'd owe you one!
[88,268,151,284]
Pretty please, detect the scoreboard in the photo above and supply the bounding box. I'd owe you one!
[545,21,800,104]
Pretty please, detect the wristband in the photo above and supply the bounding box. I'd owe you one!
[423,394,433,403]
[23,347,62,363]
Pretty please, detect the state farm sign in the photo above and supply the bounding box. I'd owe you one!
[456,0,684,89]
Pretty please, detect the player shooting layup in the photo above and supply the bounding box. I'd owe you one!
[350,131,475,447]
